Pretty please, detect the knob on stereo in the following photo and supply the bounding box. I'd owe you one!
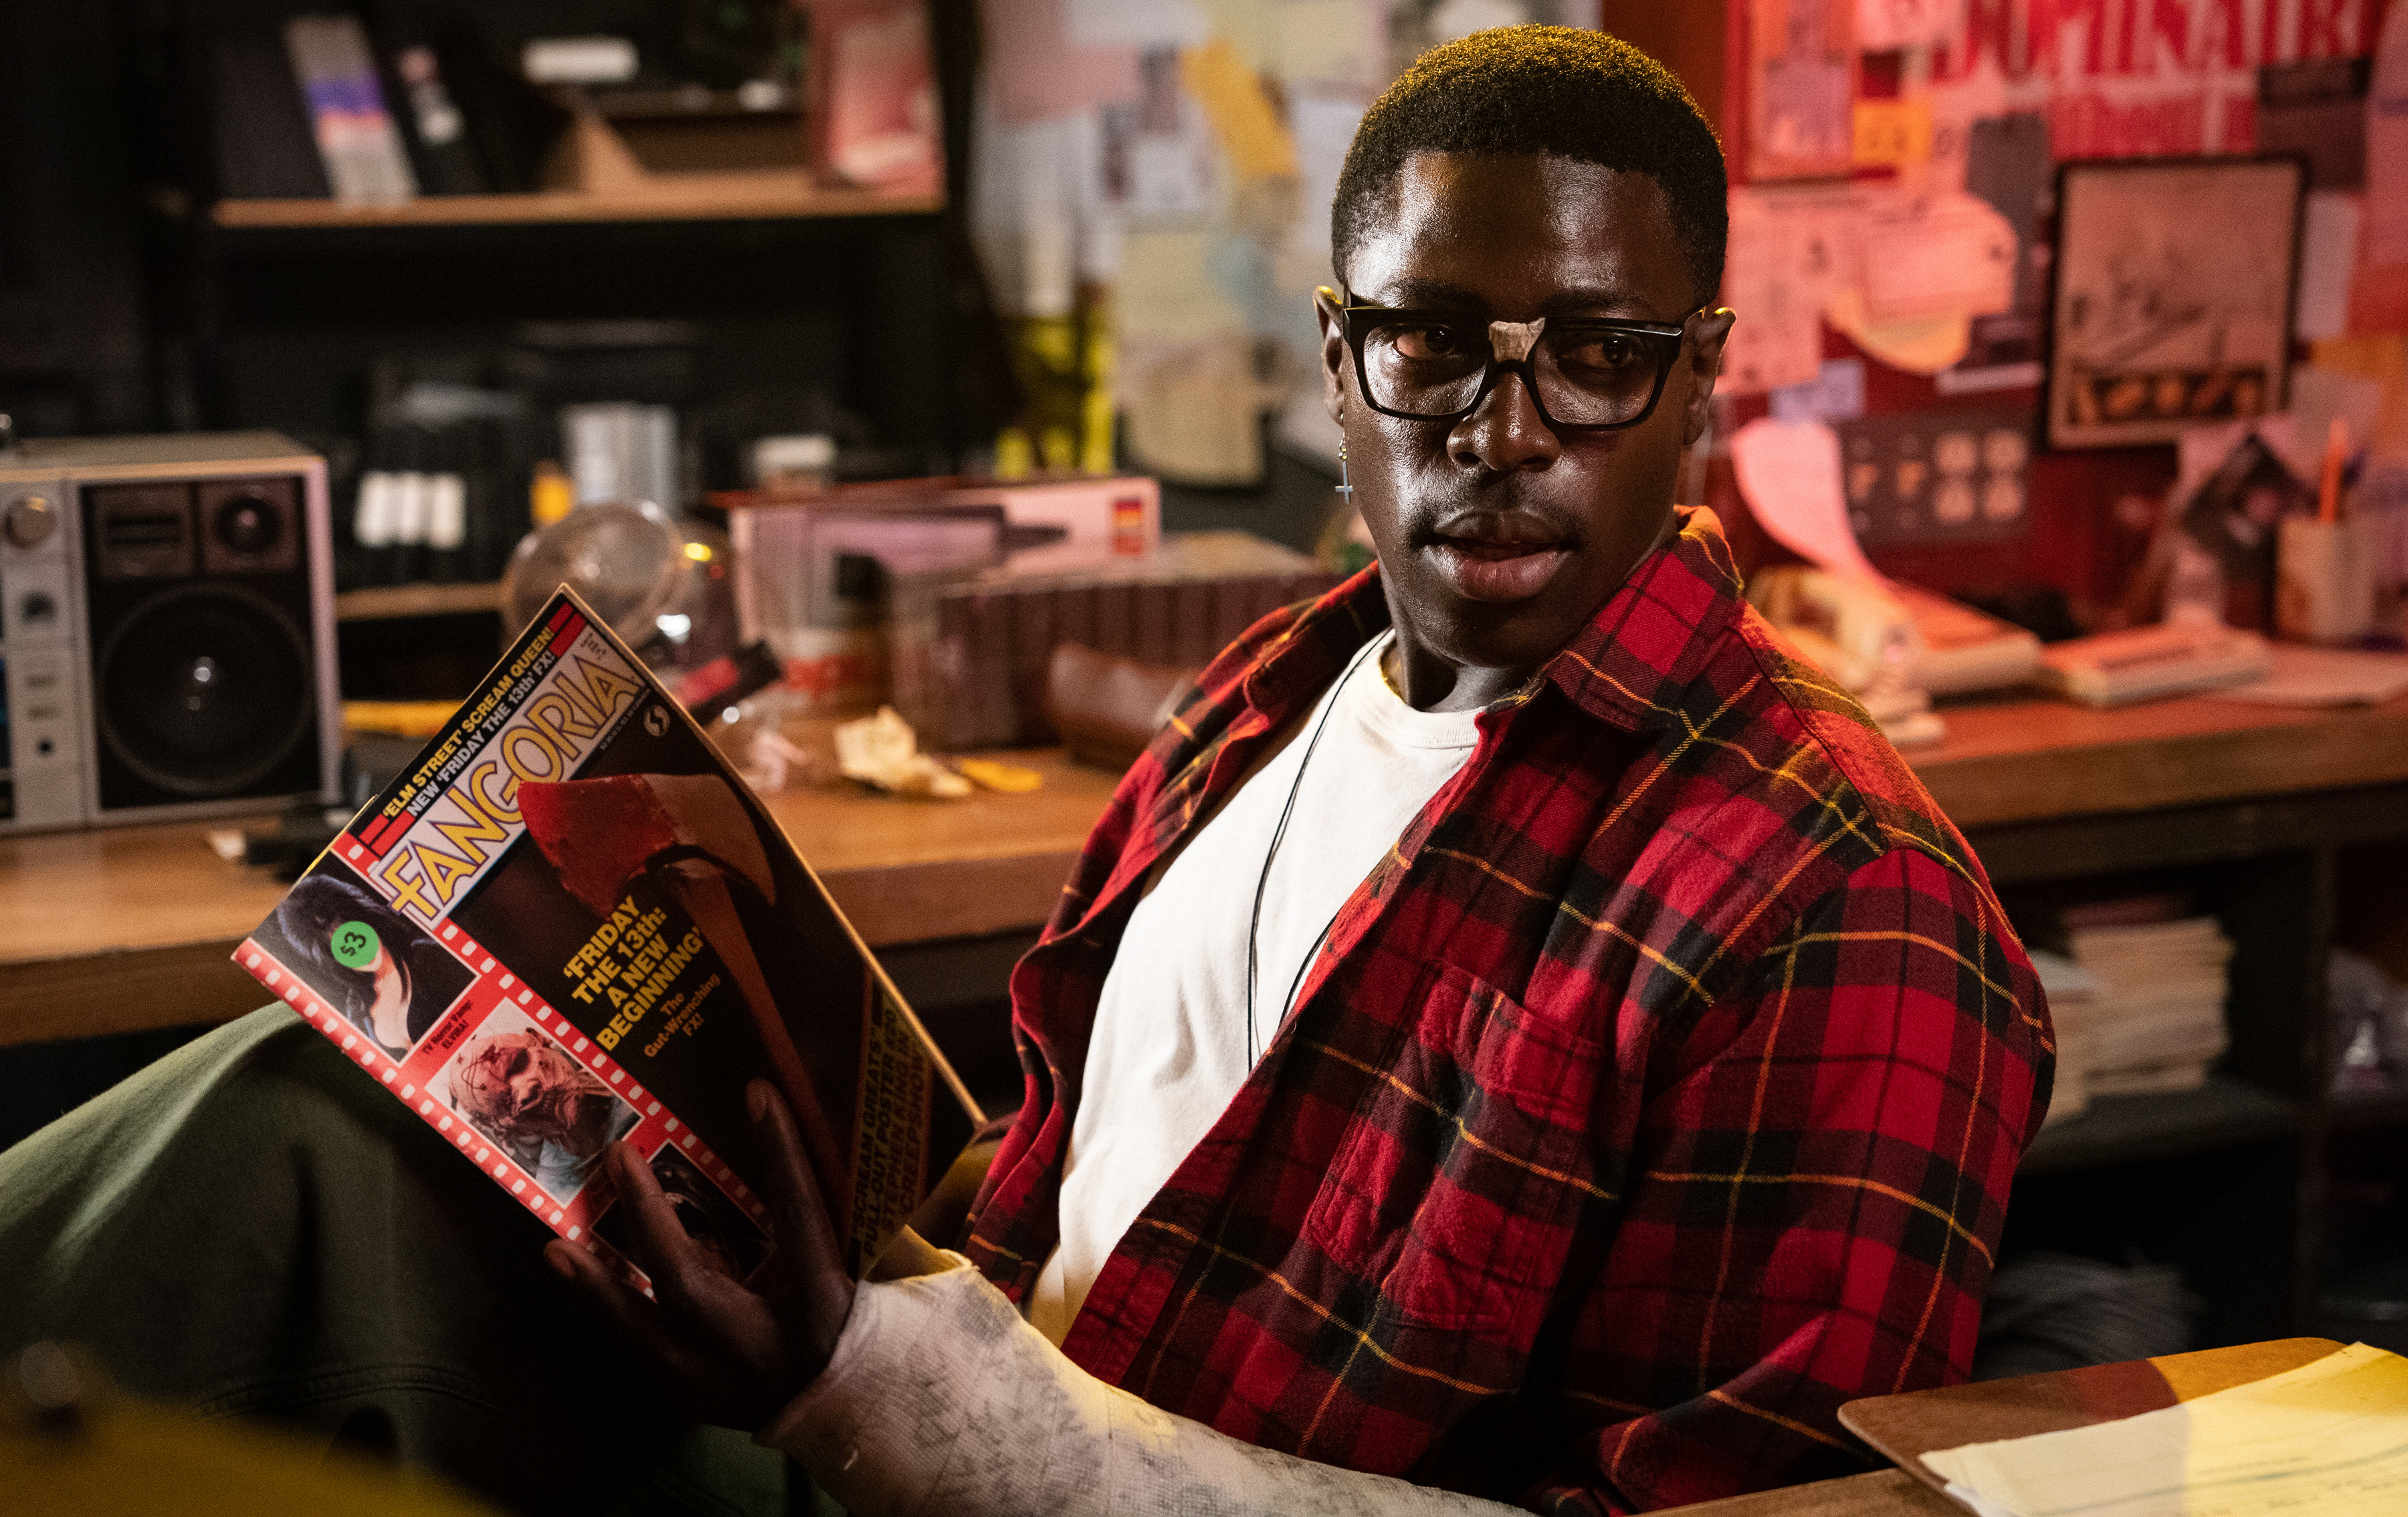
[4,493,57,549]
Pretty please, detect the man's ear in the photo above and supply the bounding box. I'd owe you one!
[1680,306,1736,449]
[1314,285,1350,426]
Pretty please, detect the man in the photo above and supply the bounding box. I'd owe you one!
[552,26,2051,1516]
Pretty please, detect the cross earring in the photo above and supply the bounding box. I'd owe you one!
[1337,437,1352,500]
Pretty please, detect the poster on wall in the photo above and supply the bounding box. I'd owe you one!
[1748,0,1857,181]
[2045,157,2305,450]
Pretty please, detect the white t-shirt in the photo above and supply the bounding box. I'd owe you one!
[1025,633,1482,1345]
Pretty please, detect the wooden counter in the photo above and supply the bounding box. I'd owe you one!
[6,692,2406,1047]
[1908,689,2408,831]
[0,748,1119,1047]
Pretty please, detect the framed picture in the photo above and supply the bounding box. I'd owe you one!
[2044,157,2304,450]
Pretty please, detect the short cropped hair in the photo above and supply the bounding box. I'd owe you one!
[1332,26,1728,307]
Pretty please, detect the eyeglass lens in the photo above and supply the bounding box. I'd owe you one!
[1361,321,1672,425]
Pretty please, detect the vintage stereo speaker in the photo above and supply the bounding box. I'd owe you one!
[0,431,340,833]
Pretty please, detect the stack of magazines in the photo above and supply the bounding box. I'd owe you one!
[2026,950,2102,1124]
[2064,906,2234,1096]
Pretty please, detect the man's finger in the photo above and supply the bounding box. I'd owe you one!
[545,1237,687,1367]
[548,1238,756,1419]
[604,1140,708,1307]
[747,1078,851,1297]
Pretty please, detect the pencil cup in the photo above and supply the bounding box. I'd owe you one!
[2276,516,2375,645]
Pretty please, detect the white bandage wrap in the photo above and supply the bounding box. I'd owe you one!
[754,1255,1521,1517]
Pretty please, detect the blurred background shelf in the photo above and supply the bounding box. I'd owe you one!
[211,178,944,229]
[2021,1078,2306,1176]
[333,579,506,621]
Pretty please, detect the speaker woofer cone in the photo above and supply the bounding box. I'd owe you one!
[94,583,314,797]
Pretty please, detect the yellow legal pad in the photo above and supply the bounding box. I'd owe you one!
[1923,1341,2408,1516]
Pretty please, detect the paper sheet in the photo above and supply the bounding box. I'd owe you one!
[2289,367,2390,471]
[1856,0,1959,51]
[1181,37,1298,180]
[2298,191,2364,344]
[2365,4,2408,266]
[1825,286,1975,375]
[1858,191,2017,325]
[1750,0,1855,181]
[1924,1342,2408,1517]
[1274,0,1385,91]
[1430,0,1532,44]
[1770,357,1867,423]
[980,0,1140,126]
[1120,332,1267,484]
[1125,91,1219,218]
[1729,417,1876,579]
[1064,0,1210,47]
[1116,229,1249,342]
[1852,97,1933,171]
[1721,187,1850,394]
[1285,91,1361,264]
[2216,645,2408,706]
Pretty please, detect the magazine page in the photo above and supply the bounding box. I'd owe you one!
[235,589,979,1280]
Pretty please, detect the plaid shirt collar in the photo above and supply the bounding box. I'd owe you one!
[1236,507,1742,740]
[1052,510,1747,954]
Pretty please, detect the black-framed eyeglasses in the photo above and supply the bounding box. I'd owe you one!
[1322,286,1699,431]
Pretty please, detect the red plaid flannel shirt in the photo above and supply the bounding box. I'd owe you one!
[961,509,2053,1512]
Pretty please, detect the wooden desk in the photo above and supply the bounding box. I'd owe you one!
[1655,1336,2351,1513]
[0,748,1120,1047]
[1839,1336,2347,1501]
[1909,690,2408,831]
[6,692,2407,1047]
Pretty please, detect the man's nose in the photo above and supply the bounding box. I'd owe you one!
[1448,365,1560,474]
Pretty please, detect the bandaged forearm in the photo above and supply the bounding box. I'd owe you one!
[754,1255,1523,1517]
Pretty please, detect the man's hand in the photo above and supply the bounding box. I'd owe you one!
[545,1078,855,1429]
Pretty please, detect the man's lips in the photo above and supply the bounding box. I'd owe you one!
[1425,528,1572,603]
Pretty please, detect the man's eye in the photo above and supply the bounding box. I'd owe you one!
[1391,326,1472,361]
[1558,334,1647,373]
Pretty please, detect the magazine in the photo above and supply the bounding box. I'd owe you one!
[235,588,981,1280]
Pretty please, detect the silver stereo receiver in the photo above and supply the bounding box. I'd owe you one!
[0,431,341,833]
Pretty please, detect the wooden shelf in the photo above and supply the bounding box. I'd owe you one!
[334,581,506,622]
[2020,1076,2304,1175]
[211,175,942,229]
[1910,690,2408,832]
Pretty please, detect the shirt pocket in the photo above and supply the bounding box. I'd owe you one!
[1299,960,1606,1335]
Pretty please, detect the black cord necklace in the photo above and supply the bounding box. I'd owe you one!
[1244,634,1387,1068]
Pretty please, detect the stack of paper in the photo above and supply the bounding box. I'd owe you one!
[2026,951,2102,1124]
[1924,1341,2408,1517]
[2035,624,2272,707]
[2066,916,2233,1096]
[2217,643,2408,707]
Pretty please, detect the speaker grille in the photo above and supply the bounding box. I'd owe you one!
[93,583,314,797]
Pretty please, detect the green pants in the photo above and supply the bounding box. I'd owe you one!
[0,1007,811,1516]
